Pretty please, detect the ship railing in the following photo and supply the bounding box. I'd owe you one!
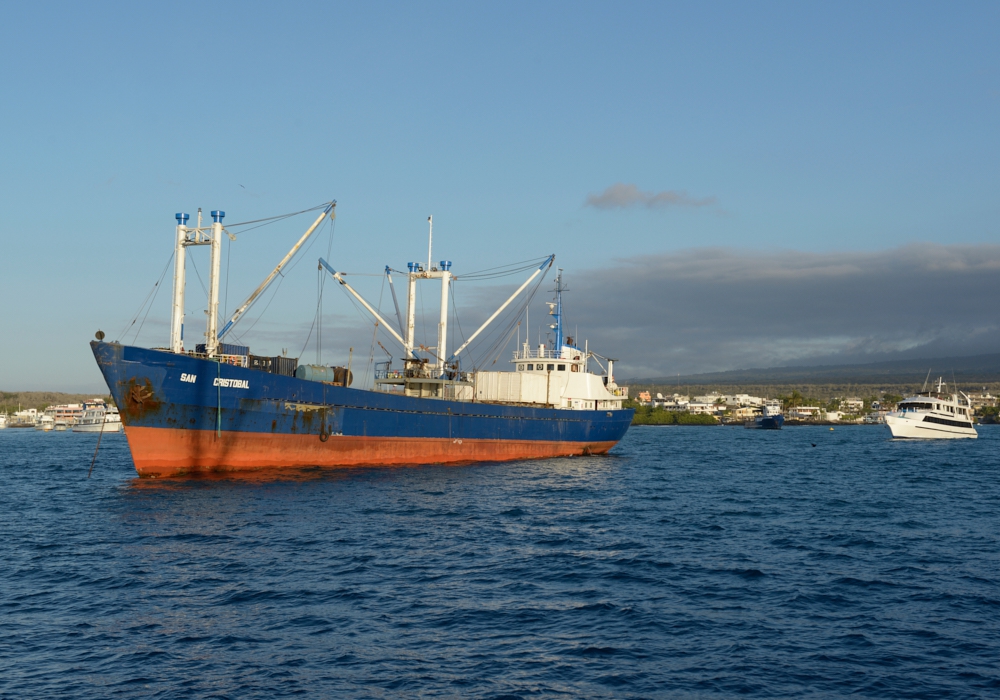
[512,348,579,361]
[375,368,405,380]
[608,386,629,397]
[187,351,249,368]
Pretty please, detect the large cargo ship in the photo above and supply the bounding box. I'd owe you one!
[92,203,633,477]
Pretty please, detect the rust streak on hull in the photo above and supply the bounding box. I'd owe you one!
[123,426,618,477]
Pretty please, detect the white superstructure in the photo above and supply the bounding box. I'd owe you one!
[323,234,626,409]
[885,378,977,439]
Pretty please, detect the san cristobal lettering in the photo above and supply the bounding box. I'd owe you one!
[213,377,250,389]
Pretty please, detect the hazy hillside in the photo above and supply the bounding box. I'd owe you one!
[631,353,1000,387]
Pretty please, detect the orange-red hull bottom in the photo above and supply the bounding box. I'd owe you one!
[123,426,619,478]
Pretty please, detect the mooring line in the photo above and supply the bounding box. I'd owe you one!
[87,411,108,479]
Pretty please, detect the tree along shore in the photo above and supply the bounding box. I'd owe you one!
[1,391,114,414]
[627,402,718,426]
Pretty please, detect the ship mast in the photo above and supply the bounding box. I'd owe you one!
[168,207,215,354]
[169,213,190,353]
[548,268,567,355]
[401,216,452,374]
[205,210,225,356]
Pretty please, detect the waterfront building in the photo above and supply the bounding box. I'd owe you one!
[840,398,865,412]
[787,406,823,420]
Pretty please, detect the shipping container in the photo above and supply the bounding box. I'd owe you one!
[196,343,250,356]
[248,355,274,372]
[272,356,298,377]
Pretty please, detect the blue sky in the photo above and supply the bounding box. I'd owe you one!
[2,2,999,391]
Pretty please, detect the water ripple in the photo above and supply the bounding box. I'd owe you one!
[1,425,999,697]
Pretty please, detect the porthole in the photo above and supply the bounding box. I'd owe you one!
[518,364,525,371]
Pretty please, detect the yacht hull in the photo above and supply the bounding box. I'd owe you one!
[72,423,123,433]
[885,413,977,439]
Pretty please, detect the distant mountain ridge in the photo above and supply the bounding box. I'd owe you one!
[631,353,1000,386]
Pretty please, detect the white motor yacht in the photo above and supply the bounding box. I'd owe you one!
[885,378,977,439]
[36,415,56,431]
[73,400,122,433]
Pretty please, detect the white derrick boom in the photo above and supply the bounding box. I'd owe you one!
[449,254,554,362]
[319,259,408,349]
[217,202,335,341]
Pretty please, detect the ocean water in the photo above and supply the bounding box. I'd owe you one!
[1,425,998,699]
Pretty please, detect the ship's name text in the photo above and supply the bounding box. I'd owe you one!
[180,373,197,383]
[213,378,250,389]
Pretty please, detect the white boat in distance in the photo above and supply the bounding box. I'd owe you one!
[72,400,123,433]
[885,378,977,439]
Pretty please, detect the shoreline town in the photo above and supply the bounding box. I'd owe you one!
[630,388,1000,425]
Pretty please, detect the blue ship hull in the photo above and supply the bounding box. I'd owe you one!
[91,342,634,477]
[754,415,784,430]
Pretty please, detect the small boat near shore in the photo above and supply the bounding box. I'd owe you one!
[745,400,784,430]
[885,378,977,439]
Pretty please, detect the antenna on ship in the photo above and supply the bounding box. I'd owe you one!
[427,216,433,272]
[548,268,567,353]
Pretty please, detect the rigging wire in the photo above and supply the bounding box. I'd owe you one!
[223,202,331,233]
[450,283,467,363]
[226,210,332,346]
[467,272,548,370]
[298,266,321,359]
[298,215,337,363]
[364,276,387,388]
[223,235,232,320]
[233,273,285,339]
[188,256,209,297]
[455,256,550,281]
[132,253,176,345]
[419,285,427,349]
[316,215,337,361]
[115,251,175,342]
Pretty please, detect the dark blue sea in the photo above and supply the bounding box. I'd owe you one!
[2,425,999,698]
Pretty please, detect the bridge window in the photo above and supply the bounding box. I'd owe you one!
[558,364,566,371]
[518,364,525,371]
[547,364,555,371]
